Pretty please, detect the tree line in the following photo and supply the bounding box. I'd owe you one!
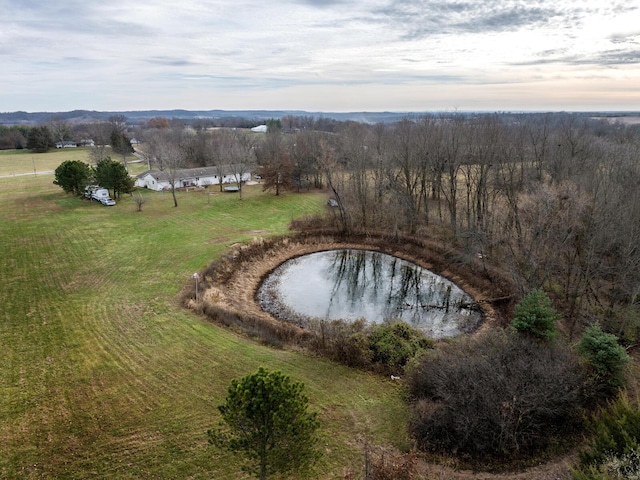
[0,116,134,156]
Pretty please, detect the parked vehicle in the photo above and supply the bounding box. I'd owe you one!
[85,185,116,206]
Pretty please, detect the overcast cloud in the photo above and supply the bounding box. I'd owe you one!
[1,0,639,112]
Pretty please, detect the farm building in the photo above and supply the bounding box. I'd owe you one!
[135,166,253,191]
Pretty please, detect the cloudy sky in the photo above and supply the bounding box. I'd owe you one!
[2,0,639,113]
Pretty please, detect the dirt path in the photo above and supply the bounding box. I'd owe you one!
[417,454,575,480]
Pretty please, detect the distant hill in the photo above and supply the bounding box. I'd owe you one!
[0,109,421,126]
[1,109,638,126]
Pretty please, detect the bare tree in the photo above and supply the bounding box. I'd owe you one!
[318,138,350,233]
[87,122,112,165]
[439,115,465,240]
[48,117,71,148]
[146,129,184,207]
[336,122,377,230]
[290,130,324,190]
[256,128,293,196]
[219,130,256,200]
[108,115,128,136]
[134,191,146,212]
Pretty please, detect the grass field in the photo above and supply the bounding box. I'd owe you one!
[0,147,146,177]
[0,153,408,479]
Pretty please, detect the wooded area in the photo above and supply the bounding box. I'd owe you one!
[161,112,638,345]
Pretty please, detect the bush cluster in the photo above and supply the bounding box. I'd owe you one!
[406,329,585,462]
[405,289,636,467]
[316,320,434,374]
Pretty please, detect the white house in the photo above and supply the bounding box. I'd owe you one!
[55,141,78,148]
[135,166,253,192]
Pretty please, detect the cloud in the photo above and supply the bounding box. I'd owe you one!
[2,0,640,112]
[371,1,574,39]
[511,47,640,67]
[294,0,348,7]
[145,56,203,67]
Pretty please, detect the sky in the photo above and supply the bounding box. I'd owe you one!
[2,0,639,113]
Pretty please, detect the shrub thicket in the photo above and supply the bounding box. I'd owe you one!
[407,329,584,462]
[317,319,434,374]
[369,322,434,373]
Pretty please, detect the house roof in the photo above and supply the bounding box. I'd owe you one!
[136,165,255,181]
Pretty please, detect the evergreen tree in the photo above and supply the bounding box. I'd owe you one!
[511,289,559,340]
[53,160,94,196]
[27,125,53,153]
[578,324,630,392]
[110,131,134,156]
[95,158,134,199]
[208,367,320,480]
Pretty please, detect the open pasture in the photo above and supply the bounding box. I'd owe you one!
[0,172,408,478]
[0,148,92,177]
[0,148,147,177]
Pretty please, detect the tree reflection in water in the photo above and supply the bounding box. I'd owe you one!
[256,249,482,339]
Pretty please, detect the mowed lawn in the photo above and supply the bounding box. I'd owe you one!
[0,168,408,478]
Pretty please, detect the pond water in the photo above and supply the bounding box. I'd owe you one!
[256,249,482,339]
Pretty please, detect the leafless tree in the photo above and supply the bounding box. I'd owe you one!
[87,122,112,165]
[438,115,465,240]
[145,129,184,207]
[290,130,324,190]
[256,128,293,196]
[219,130,256,200]
[134,191,146,212]
[108,115,127,136]
[318,138,349,233]
[47,117,71,148]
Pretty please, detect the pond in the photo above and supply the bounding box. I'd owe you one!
[256,249,483,339]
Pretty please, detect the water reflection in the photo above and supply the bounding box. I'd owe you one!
[256,249,482,339]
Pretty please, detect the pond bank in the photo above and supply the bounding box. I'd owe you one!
[185,231,516,337]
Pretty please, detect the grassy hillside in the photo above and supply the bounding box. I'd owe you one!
[0,168,408,478]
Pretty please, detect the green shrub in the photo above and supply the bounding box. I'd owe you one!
[573,393,640,479]
[511,289,559,340]
[580,451,640,480]
[578,324,630,393]
[335,331,374,368]
[369,322,434,373]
